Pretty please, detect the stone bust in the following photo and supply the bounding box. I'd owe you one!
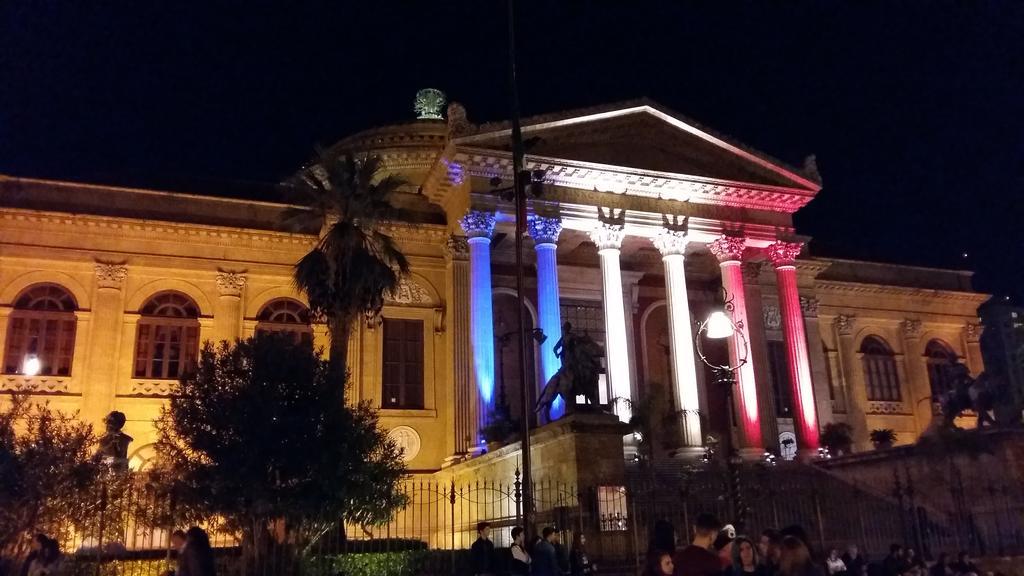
[95,411,133,470]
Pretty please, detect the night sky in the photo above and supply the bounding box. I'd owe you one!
[3,3,1022,301]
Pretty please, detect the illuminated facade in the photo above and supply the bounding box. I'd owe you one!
[0,98,988,471]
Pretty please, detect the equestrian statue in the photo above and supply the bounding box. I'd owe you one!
[535,322,605,421]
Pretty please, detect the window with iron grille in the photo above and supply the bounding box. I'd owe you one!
[382,318,424,409]
[559,301,605,339]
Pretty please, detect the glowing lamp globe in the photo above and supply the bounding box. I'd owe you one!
[22,355,41,377]
[705,311,735,339]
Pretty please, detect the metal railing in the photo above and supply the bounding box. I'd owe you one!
[6,456,1023,575]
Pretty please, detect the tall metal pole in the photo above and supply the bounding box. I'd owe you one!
[507,0,534,535]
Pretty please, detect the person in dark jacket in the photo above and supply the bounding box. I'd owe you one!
[509,526,531,576]
[841,545,866,576]
[730,536,768,576]
[470,522,496,576]
[533,527,561,576]
[570,532,595,575]
[674,512,722,576]
[177,527,215,576]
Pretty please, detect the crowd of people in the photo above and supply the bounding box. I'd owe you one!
[472,521,595,576]
[9,526,216,576]
[641,513,993,576]
[468,514,999,576]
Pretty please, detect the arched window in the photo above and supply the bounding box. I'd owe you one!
[256,299,313,345]
[3,284,78,376]
[860,336,901,401]
[134,292,200,380]
[925,339,958,399]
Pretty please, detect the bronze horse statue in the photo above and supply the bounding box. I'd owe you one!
[535,322,604,421]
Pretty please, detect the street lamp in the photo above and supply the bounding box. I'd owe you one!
[22,355,41,377]
[694,287,750,527]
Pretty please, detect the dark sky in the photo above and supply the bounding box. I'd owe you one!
[2,2,1022,301]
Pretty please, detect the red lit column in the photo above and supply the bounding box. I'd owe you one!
[708,236,763,451]
[767,241,820,450]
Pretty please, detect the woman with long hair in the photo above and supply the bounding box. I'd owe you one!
[570,532,595,575]
[730,536,767,575]
[643,550,675,576]
[25,535,61,576]
[178,527,216,576]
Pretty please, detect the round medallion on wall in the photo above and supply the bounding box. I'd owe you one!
[387,425,422,463]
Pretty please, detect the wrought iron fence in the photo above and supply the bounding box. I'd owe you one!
[6,456,1023,575]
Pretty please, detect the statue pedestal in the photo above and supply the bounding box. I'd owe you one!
[529,411,631,488]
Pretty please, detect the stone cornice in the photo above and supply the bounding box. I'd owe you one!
[815,280,990,303]
[0,208,448,248]
[456,147,815,213]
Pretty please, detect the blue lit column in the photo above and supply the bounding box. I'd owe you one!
[459,211,497,444]
[528,215,565,420]
[589,221,632,422]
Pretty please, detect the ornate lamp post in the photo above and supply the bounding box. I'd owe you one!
[694,288,750,527]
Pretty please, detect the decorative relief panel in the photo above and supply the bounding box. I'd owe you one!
[387,425,422,463]
[131,380,175,397]
[763,303,782,330]
[386,278,434,306]
[867,401,911,415]
[1,376,69,394]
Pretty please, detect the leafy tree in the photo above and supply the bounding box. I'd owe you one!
[148,334,408,564]
[627,385,685,465]
[820,422,854,455]
[284,152,410,391]
[0,394,98,557]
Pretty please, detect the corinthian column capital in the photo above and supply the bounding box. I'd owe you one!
[216,272,247,297]
[652,229,689,257]
[95,263,128,290]
[708,236,747,263]
[589,222,625,252]
[459,211,496,239]
[527,215,562,245]
[444,235,470,261]
[766,241,804,268]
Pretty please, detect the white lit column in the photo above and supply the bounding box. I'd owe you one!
[767,241,820,450]
[528,215,566,419]
[589,221,632,422]
[708,237,763,451]
[652,229,702,447]
[459,211,497,444]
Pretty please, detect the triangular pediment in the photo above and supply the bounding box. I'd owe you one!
[455,101,818,191]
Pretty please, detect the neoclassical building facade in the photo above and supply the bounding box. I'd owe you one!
[0,98,987,471]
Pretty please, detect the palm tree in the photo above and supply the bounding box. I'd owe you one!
[284,151,409,391]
